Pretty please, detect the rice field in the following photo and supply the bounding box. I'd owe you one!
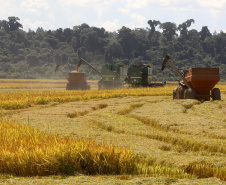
[0,79,225,184]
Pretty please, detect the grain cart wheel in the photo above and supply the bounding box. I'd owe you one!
[212,88,221,100]
[87,84,91,90]
[80,82,88,90]
[66,83,73,90]
[184,88,195,99]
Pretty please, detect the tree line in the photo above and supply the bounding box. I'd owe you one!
[0,16,225,81]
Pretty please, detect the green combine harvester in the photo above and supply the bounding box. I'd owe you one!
[56,58,164,90]
[124,64,165,87]
[98,64,128,90]
[69,59,128,90]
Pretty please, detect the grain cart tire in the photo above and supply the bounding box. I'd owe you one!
[184,88,195,99]
[66,83,70,90]
[66,83,74,90]
[173,90,176,99]
[212,88,221,100]
[81,82,88,90]
[87,84,91,90]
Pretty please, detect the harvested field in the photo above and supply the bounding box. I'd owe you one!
[0,80,225,184]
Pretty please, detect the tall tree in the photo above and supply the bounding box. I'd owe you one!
[199,26,212,41]
[7,17,23,31]
[105,39,123,60]
[147,20,161,40]
[0,20,10,32]
[159,22,177,41]
[117,26,135,58]
[178,19,195,37]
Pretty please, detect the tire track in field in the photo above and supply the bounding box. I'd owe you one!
[93,101,226,154]
[67,103,108,118]
[94,115,225,154]
[118,100,226,140]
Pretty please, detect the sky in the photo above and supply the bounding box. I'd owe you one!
[0,0,226,34]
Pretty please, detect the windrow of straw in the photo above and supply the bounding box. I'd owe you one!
[0,87,175,110]
[1,85,226,110]
[0,120,192,178]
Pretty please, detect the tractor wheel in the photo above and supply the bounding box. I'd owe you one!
[212,88,221,100]
[184,88,195,99]
[98,83,103,90]
[176,86,185,99]
[173,90,176,99]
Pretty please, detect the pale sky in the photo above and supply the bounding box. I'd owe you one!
[1,0,226,33]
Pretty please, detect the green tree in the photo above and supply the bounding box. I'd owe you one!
[132,28,149,57]
[7,17,23,31]
[117,26,135,58]
[199,26,212,41]
[0,17,23,32]
[177,19,195,37]
[147,20,161,40]
[159,22,178,41]
[104,39,123,63]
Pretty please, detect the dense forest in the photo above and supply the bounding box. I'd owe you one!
[0,17,225,81]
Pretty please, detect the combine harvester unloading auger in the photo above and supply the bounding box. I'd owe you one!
[161,55,221,100]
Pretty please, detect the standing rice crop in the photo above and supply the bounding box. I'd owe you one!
[0,120,192,178]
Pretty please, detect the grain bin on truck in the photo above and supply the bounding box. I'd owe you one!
[161,55,221,100]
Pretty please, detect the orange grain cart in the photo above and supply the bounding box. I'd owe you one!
[66,72,89,90]
[162,55,221,100]
[185,68,220,100]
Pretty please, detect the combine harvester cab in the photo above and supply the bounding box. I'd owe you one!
[161,55,221,100]
[98,64,128,90]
